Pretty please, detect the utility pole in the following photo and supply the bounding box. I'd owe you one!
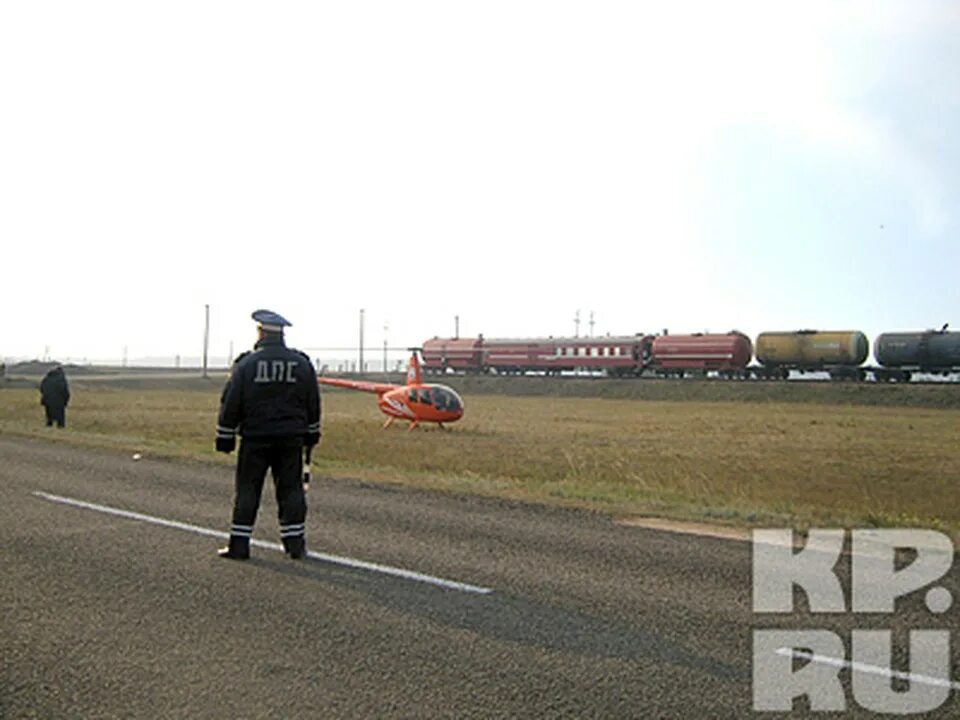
[383,323,389,375]
[359,308,365,375]
[455,315,460,339]
[202,304,210,378]
[589,310,595,338]
[574,310,580,338]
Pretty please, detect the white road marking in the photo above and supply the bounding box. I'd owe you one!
[33,491,494,595]
[776,648,960,691]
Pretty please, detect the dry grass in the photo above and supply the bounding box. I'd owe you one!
[2,384,958,531]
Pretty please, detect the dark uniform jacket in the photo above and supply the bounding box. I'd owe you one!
[40,368,70,408]
[217,335,321,442]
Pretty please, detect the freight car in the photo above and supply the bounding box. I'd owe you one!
[754,330,870,381]
[873,326,960,382]
[420,336,484,373]
[649,332,752,378]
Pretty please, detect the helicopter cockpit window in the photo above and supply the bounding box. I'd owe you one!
[433,387,462,412]
[408,389,419,404]
[420,389,432,406]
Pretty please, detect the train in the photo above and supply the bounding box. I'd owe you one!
[420,326,960,382]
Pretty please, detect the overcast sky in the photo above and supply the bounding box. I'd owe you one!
[2,1,958,366]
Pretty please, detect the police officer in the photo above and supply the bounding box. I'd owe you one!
[40,365,70,428]
[215,310,321,560]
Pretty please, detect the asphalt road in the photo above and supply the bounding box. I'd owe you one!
[2,436,957,719]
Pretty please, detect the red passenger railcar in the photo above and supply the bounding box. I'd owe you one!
[480,338,556,373]
[421,335,652,375]
[483,336,650,375]
[649,332,752,377]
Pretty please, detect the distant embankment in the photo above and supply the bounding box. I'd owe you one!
[3,364,229,392]
[5,361,229,377]
[6,365,959,408]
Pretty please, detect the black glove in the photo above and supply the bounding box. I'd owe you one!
[216,437,236,454]
[304,431,320,448]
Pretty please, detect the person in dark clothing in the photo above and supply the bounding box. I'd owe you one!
[40,366,70,428]
[215,309,322,560]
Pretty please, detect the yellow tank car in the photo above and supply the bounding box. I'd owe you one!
[755,330,869,367]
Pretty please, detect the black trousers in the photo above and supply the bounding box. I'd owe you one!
[229,437,306,554]
[44,404,66,428]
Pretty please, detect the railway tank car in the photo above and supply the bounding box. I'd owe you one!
[754,330,870,380]
[649,332,752,378]
[873,327,960,382]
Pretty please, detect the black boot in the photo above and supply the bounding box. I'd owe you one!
[218,536,250,560]
[283,536,305,560]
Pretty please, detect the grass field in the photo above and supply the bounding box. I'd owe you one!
[2,380,958,533]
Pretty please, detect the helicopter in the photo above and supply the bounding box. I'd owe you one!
[318,349,464,430]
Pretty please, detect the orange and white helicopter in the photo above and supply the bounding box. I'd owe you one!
[318,349,464,430]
